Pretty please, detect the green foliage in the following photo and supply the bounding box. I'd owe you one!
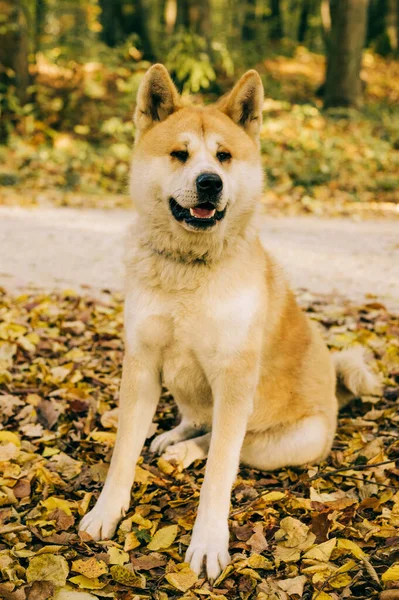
[165,32,234,93]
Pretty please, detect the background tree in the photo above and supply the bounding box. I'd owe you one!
[324,0,369,108]
[0,0,30,104]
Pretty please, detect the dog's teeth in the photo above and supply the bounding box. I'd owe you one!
[190,208,195,216]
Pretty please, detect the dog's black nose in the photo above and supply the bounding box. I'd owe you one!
[196,172,223,195]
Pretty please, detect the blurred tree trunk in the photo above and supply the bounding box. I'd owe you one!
[242,0,257,41]
[99,0,123,47]
[324,0,369,108]
[298,0,310,42]
[0,0,30,105]
[367,0,398,52]
[298,0,313,42]
[367,0,387,44]
[270,0,283,39]
[35,0,46,53]
[175,0,210,37]
[123,0,155,59]
[176,0,190,28]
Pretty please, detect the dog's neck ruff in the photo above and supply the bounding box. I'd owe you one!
[143,241,210,266]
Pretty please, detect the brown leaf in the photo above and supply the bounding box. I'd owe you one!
[233,523,254,541]
[26,581,55,600]
[13,478,31,499]
[131,553,167,570]
[247,522,268,553]
[37,399,62,429]
[0,583,26,600]
[48,508,75,531]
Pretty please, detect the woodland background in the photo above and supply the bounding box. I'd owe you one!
[0,0,398,213]
[1,2,399,600]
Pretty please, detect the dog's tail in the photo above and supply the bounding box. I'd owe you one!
[333,346,381,408]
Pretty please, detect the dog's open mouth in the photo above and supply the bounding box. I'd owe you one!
[169,198,226,229]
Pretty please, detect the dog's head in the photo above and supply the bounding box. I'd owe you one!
[130,64,263,239]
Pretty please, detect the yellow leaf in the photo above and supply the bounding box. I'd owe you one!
[107,546,129,566]
[72,557,108,579]
[336,538,366,560]
[0,431,21,446]
[165,567,198,592]
[247,554,273,569]
[26,554,69,587]
[262,491,286,502]
[274,545,301,563]
[131,513,152,528]
[53,587,99,600]
[330,573,352,588]
[275,517,315,550]
[135,465,152,483]
[148,524,178,550]
[90,431,116,445]
[157,457,175,475]
[336,559,357,573]
[110,565,146,588]
[303,538,337,562]
[124,531,141,551]
[69,575,107,589]
[312,593,334,600]
[382,563,399,582]
[41,497,74,516]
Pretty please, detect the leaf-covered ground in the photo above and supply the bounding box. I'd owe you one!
[0,287,399,599]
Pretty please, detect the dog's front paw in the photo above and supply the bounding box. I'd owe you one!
[185,524,230,581]
[79,493,130,541]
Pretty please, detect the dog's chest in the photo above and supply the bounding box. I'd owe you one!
[162,336,211,410]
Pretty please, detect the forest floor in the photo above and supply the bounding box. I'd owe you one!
[1,204,399,600]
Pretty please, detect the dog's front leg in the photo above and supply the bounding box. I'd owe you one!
[186,358,258,581]
[79,353,160,540]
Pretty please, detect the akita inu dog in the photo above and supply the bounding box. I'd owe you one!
[80,65,380,580]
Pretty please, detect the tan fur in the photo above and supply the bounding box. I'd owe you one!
[333,346,381,407]
[80,65,380,580]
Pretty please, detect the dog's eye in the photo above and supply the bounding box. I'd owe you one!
[217,151,232,163]
[171,150,189,163]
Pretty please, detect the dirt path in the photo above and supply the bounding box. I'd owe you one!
[1,205,398,311]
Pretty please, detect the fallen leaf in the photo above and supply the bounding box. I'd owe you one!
[107,546,129,566]
[110,565,146,587]
[26,554,69,587]
[277,575,307,597]
[72,557,108,579]
[68,575,107,589]
[165,566,198,592]
[303,538,337,562]
[147,524,178,551]
[382,563,399,582]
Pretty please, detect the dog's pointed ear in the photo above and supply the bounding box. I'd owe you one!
[219,70,264,142]
[134,64,181,140]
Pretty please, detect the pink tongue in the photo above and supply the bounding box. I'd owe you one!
[192,207,214,218]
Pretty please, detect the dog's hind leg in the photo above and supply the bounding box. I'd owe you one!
[150,417,207,455]
[162,432,211,468]
[241,414,334,471]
